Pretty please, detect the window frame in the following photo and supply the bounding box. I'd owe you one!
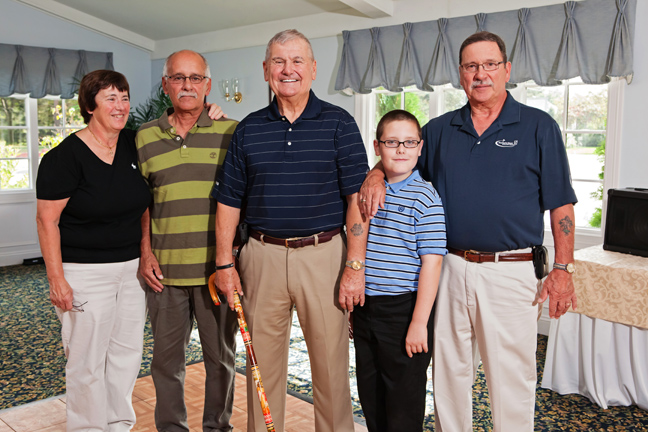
[0,95,82,203]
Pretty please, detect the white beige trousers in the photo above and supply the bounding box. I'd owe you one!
[433,252,541,432]
[57,258,146,432]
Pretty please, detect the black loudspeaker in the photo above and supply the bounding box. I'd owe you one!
[603,188,648,257]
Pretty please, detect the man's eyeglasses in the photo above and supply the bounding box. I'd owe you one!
[460,61,505,73]
[379,140,421,149]
[164,75,210,85]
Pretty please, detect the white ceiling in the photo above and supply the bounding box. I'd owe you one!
[17,0,397,41]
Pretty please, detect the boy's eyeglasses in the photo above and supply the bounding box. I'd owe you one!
[379,139,421,148]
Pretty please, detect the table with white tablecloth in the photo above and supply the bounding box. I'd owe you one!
[541,245,648,410]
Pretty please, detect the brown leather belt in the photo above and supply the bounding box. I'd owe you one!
[448,247,533,263]
[250,228,341,248]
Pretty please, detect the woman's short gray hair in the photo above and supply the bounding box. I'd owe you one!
[265,29,314,62]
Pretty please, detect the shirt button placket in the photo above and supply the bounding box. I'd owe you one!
[286,125,293,160]
[176,135,189,158]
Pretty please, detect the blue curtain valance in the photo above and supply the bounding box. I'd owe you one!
[335,0,636,94]
[0,44,114,99]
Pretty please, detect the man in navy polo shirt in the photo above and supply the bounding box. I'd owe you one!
[213,29,369,432]
[361,31,578,432]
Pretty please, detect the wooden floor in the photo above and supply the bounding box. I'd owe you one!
[0,363,368,432]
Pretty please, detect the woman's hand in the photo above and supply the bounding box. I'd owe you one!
[49,276,74,311]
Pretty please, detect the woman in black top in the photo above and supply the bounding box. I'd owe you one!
[36,70,151,432]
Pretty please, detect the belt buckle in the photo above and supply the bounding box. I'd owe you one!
[464,250,480,262]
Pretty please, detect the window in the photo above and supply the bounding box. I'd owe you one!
[511,79,607,229]
[0,95,83,192]
[1,96,29,190]
[357,80,619,232]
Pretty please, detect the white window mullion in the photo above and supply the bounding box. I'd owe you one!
[354,93,376,166]
[26,98,39,192]
[601,78,625,230]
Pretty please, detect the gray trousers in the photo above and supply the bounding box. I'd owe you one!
[147,284,238,432]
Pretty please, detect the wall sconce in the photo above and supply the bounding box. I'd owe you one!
[220,78,242,103]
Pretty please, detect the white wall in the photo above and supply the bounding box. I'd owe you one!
[0,0,152,266]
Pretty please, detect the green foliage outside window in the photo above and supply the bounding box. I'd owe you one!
[375,88,430,133]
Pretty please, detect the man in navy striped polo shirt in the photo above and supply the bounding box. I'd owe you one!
[213,29,369,432]
[354,109,446,432]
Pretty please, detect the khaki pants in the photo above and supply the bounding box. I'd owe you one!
[239,234,355,432]
[433,252,541,432]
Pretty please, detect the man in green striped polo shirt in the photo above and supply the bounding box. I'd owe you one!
[136,50,239,432]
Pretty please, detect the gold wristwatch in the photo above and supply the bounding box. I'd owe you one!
[553,262,575,274]
[345,260,365,270]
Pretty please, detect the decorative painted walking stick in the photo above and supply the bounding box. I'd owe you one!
[208,274,276,432]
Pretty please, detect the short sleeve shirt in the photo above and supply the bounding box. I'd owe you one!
[364,170,447,296]
[214,91,369,238]
[36,129,151,263]
[417,92,577,252]
[136,108,238,286]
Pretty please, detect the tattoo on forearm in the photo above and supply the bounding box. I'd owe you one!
[350,223,363,237]
[559,216,573,236]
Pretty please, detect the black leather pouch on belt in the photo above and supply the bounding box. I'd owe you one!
[236,222,249,248]
[532,245,549,279]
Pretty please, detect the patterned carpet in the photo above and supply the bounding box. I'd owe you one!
[1,263,647,431]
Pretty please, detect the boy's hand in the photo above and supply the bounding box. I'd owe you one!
[405,323,428,358]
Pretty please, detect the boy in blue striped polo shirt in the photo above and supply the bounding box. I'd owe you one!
[354,110,447,432]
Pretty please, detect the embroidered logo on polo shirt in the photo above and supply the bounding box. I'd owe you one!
[398,205,405,212]
[495,139,518,148]
[210,152,217,159]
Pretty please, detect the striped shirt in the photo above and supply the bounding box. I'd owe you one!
[136,108,238,286]
[365,170,447,296]
[214,91,368,238]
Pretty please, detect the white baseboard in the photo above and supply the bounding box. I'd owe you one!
[0,248,42,267]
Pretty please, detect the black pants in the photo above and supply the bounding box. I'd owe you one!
[354,292,433,432]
